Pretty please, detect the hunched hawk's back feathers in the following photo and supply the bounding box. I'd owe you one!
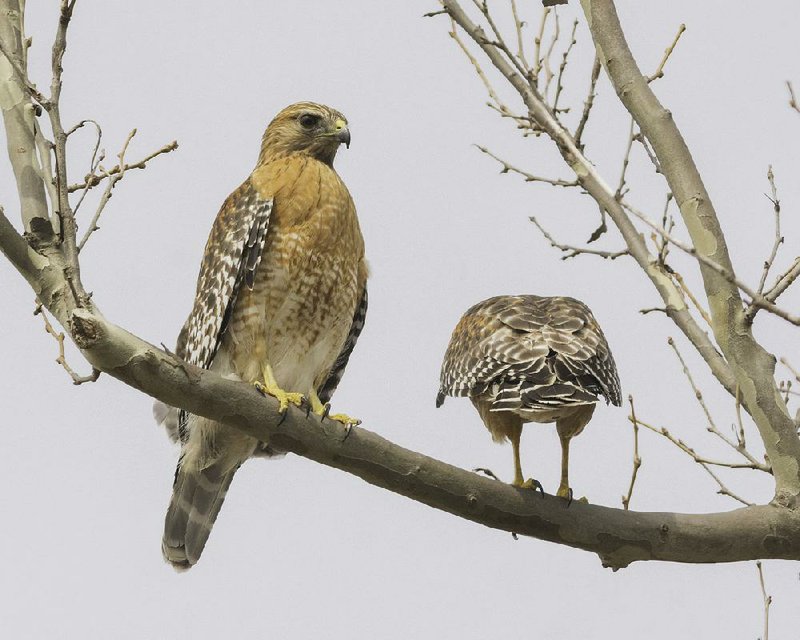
[437,295,621,412]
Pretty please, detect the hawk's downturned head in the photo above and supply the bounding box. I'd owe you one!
[259,102,350,166]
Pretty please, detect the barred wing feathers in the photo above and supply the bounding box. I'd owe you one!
[175,179,272,439]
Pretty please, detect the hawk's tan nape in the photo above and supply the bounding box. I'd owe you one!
[155,102,368,570]
[437,295,620,500]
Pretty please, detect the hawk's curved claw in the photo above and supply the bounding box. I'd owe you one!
[473,467,500,481]
[557,486,588,506]
[327,413,361,427]
[519,478,545,496]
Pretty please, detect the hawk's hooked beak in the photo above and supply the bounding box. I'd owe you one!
[334,119,351,148]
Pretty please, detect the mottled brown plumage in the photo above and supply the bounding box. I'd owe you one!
[158,102,367,569]
[437,295,620,498]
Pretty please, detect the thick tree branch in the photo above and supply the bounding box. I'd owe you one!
[580,0,800,501]
[11,303,797,569]
[0,0,53,241]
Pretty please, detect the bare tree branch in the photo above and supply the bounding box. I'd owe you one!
[668,337,770,472]
[579,0,800,500]
[573,55,601,149]
[33,301,100,384]
[746,167,784,323]
[477,144,578,186]
[646,23,686,83]
[635,417,754,506]
[624,201,800,327]
[531,215,628,260]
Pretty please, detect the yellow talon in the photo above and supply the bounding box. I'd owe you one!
[556,484,588,504]
[254,381,304,412]
[255,365,305,412]
[513,477,545,493]
[308,390,360,426]
[327,413,361,427]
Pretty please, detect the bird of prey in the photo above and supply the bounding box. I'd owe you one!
[155,102,368,569]
[436,295,620,499]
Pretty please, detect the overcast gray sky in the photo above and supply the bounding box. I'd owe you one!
[2,1,800,638]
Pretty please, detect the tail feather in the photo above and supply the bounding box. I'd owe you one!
[162,463,240,570]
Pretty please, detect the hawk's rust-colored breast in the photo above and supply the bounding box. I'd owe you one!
[224,153,367,392]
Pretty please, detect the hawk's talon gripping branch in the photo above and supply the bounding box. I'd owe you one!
[327,413,361,427]
[253,380,305,414]
[518,477,545,496]
[308,389,360,427]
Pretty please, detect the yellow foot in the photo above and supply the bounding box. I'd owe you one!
[254,381,305,413]
[326,412,361,427]
[307,390,360,426]
[557,485,588,505]
[513,477,545,494]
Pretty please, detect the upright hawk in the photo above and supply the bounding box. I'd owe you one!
[155,102,368,569]
[437,295,620,500]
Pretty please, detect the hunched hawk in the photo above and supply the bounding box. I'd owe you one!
[437,295,620,499]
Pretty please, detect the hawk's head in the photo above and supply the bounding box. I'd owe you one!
[259,102,350,166]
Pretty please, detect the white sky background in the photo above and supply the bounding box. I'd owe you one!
[2,1,800,637]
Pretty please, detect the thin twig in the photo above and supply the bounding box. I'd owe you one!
[734,385,747,450]
[542,9,560,99]
[473,0,529,81]
[33,301,100,385]
[552,19,578,114]
[476,145,578,186]
[762,256,800,306]
[746,166,784,322]
[449,20,507,113]
[634,131,662,174]
[531,6,550,82]
[509,0,529,70]
[780,357,800,383]
[647,23,686,83]
[635,417,754,506]
[573,56,601,149]
[70,120,105,215]
[77,128,137,251]
[531,216,628,260]
[756,561,771,640]
[622,395,642,510]
[668,337,770,472]
[787,81,800,115]
[0,36,49,106]
[654,193,674,265]
[615,118,635,200]
[671,271,712,328]
[67,138,177,193]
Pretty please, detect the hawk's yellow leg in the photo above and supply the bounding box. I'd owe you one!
[509,425,542,492]
[558,434,587,503]
[308,389,361,427]
[254,364,304,413]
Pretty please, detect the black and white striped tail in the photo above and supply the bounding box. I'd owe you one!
[162,462,240,571]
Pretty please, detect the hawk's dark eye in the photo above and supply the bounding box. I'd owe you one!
[299,113,320,129]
